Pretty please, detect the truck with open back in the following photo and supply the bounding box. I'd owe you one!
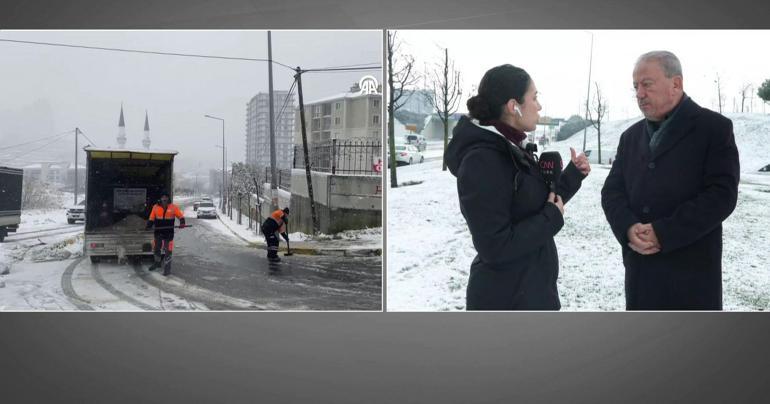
[84,147,178,263]
[0,165,23,242]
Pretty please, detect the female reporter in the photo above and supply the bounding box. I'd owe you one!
[445,64,591,310]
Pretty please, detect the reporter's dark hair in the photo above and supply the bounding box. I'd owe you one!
[466,64,531,122]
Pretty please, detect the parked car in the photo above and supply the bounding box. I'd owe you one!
[406,134,427,151]
[194,197,213,211]
[66,200,86,224]
[196,201,217,219]
[394,144,424,165]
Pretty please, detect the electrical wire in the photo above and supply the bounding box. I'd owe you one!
[274,78,298,125]
[0,132,70,163]
[0,38,296,71]
[0,130,75,151]
[77,129,99,147]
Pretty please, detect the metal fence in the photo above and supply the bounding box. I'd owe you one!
[293,139,382,175]
[262,167,292,191]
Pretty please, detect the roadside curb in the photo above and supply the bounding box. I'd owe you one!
[215,215,381,257]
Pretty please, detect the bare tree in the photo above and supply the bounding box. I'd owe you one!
[424,47,462,172]
[715,73,725,114]
[586,82,608,164]
[21,177,62,209]
[740,83,752,113]
[387,31,419,188]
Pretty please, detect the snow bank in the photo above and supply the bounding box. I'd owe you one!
[549,113,770,173]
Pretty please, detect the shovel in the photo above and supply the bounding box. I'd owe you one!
[284,222,294,256]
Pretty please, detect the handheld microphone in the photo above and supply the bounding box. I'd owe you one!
[539,151,563,192]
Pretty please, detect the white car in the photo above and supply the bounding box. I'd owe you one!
[406,134,427,151]
[394,144,424,165]
[196,201,217,219]
[66,200,86,224]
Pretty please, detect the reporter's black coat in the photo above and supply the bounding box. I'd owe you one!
[446,116,585,310]
[601,97,740,310]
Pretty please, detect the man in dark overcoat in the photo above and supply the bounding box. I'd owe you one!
[601,50,740,310]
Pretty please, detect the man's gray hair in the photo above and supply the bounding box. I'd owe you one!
[636,50,683,78]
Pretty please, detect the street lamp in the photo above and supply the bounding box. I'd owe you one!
[205,114,226,213]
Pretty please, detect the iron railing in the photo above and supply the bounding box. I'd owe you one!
[262,167,292,191]
[294,139,382,175]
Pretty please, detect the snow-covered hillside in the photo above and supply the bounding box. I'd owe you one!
[550,113,770,172]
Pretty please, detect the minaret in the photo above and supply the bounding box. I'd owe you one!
[117,103,127,148]
[142,110,151,150]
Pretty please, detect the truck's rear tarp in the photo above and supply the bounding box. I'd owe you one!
[85,149,175,233]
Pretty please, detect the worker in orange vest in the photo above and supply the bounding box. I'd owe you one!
[145,192,186,275]
[261,207,289,262]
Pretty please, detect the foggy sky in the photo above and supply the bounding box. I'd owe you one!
[0,30,382,174]
[397,30,770,121]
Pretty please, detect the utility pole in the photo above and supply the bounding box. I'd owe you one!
[295,67,319,234]
[582,32,594,152]
[74,127,79,205]
[267,31,278,210]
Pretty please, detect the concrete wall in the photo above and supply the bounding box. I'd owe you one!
[290,169,381,234]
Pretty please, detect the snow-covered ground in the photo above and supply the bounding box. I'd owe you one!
[209,203,382,249]
[387,113,770,311]
[0,201,205,310]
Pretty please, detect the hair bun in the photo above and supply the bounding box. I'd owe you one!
[467,95,493,121]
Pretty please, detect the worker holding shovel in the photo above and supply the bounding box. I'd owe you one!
[261,207,290,263]
[145,192,186,276]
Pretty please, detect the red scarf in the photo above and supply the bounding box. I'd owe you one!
[481,119,528,146]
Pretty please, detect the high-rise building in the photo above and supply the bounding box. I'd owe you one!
[245,91,296,170]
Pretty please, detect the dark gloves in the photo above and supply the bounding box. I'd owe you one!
[281,232,289,242]
[145,220,154,230]
[179,218,186,229]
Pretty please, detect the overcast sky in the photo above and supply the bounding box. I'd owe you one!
[0,30,381,174]
[396,30,770,121]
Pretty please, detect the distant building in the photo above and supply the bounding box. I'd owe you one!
[245,91,296,171]
[398,89,435,114]
[209,168,223,196]
[295,80,382,145]
[421,113,463,141]
[22,162,85,192]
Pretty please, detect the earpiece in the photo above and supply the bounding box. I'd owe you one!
[514,105,523,116]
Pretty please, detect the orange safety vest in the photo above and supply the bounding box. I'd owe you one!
[149,203,184,230]
[268,209,287,234]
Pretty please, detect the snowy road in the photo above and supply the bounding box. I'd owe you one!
[0,206,382,311]
[169,214,382,310]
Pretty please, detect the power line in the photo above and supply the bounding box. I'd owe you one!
[0,38,296,71]
[308,62,382,70]
[0,130,75,151]
[77,129,98,147]
[274,78,298,126]
[1,132,70,163]
[303,66,382,73]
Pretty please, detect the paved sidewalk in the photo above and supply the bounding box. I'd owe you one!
[214,211,382,257]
